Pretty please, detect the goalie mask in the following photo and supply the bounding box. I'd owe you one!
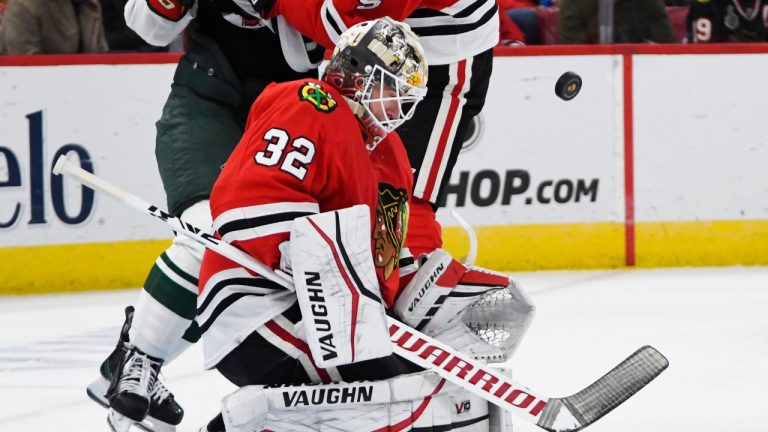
[323,17,428,150]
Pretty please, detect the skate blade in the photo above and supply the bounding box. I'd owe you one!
[106,409,176,432]
[136,416,176,432]
[108,409,136,432]
[86,376,110,408]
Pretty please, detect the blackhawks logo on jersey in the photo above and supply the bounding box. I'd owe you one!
[299,82,337,113]
[373,183,408,280]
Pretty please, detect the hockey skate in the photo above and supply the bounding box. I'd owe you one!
[87,306,183,432]
[198,413,225,432]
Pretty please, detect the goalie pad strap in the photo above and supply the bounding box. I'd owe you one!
[291,205,392,368]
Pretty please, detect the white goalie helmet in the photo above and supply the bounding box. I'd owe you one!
[323,17,428,150]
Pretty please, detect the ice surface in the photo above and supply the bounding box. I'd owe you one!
[1,266,766,431]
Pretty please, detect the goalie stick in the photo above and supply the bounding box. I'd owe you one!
[53,155,668,432]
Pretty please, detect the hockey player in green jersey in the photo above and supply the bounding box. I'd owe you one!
[86,1,323,431]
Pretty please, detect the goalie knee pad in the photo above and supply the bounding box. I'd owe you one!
[221,372,492,432]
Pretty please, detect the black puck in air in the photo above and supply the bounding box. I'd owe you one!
[555,71,582,101]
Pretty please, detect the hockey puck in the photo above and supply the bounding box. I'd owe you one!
[555,71,582,101]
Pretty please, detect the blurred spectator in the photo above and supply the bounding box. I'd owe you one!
[559,0,676,43]
[499,0,544,44]
[688,0,768,42]
[498,2,527,44]
[0,0,8,53]
[537,4,562,44]
[100,0,167,52]
[0,0,7,24]
[1,0,108,54]
[666,4,691,42]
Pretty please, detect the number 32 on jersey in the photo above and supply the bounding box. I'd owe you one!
[254,128,316,181]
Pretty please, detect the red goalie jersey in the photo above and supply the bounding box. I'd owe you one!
[198,78,413,366]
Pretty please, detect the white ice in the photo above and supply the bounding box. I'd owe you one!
[1,266,766,431]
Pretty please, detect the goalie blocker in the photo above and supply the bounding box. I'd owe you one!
[290,205,393,367]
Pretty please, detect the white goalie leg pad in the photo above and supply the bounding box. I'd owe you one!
[290,205,392,368]
[444,387,491,431]
[394,249,504,336]
[221,372,491,432]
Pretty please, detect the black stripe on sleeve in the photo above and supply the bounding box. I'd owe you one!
[409,3,497,37]
[408,9,448,18]
[198,277,282,315]
[217,211,315,237]
[199,292,261,334]
[324,8,343,38]
[454,0,489,18]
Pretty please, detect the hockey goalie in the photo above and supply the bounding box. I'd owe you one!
[185,18,535,432]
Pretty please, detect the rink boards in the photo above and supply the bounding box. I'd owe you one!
[1,46,767,293]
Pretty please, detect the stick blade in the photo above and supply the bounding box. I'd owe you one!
[537,345,669,432]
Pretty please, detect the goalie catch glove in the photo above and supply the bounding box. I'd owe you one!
[394,249,535,362]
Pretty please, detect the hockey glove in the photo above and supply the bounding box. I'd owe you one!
[393,249,502,335]
[394,249,536,362]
